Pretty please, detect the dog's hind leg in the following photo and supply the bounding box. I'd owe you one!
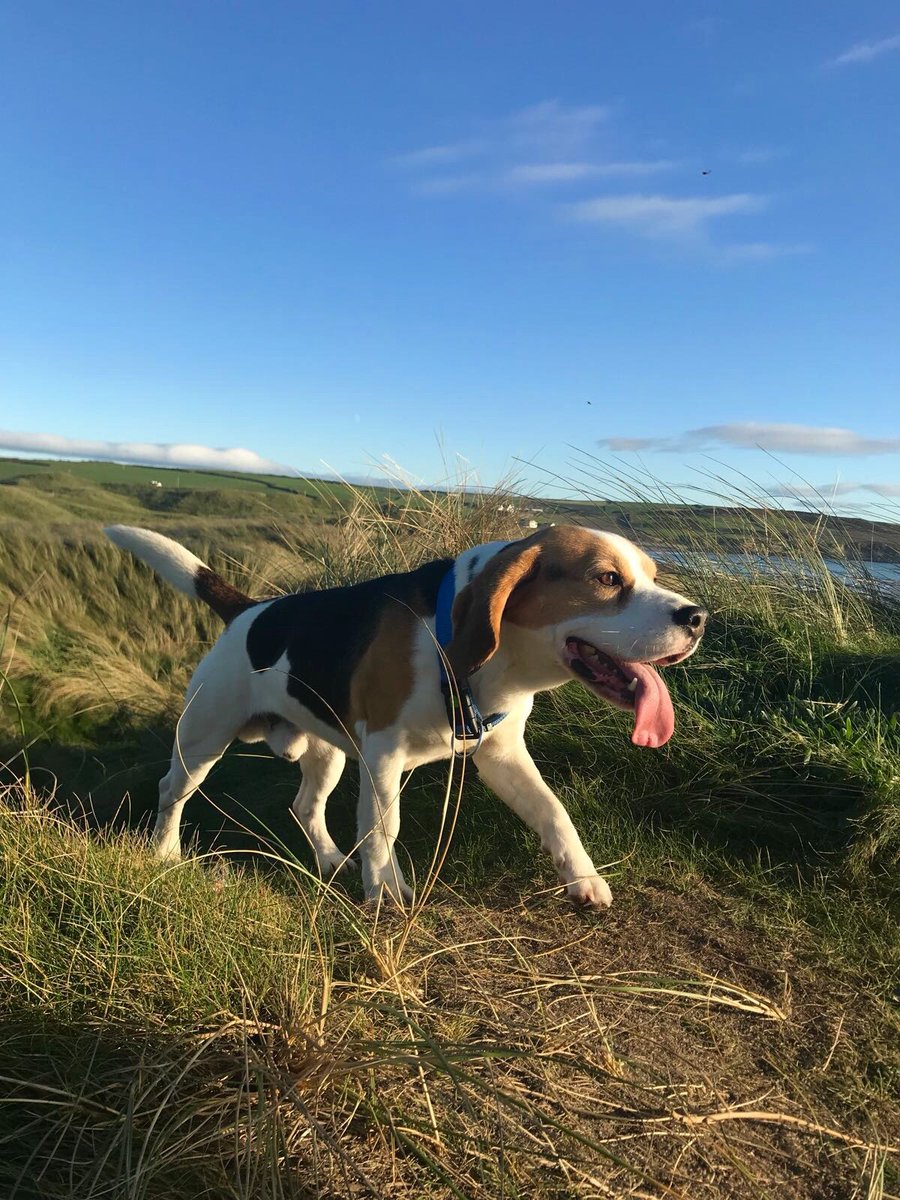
[154,685,243,861]
[290,735,350,877]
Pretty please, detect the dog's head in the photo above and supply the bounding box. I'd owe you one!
[448,526,706,748]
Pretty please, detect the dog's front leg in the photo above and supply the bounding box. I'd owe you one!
[474,729,613,910]
[355,737,412,905]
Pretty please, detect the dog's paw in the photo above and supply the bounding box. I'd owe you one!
[363,865,414,907]
[566,874,613,911]
[152,839,183,863]
[319,852,357,879]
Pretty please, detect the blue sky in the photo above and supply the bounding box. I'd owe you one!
[1,1,898,514]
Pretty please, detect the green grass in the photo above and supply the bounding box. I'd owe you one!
[0,454,358,497]
[1,469,899,1197]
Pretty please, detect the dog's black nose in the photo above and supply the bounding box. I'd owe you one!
[673,605,708,634]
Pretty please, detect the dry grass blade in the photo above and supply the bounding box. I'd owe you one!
[658,1107,899,1155]
[515,970,788,1021]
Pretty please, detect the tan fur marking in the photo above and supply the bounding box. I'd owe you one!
[508,527,650,631]
[195,567,256,624]
[636,547,658,581]
[350,605,418,734]
[447,539,543,678]
[448,526,663,664]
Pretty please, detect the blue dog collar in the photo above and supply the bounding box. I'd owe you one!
[435,559,507,751]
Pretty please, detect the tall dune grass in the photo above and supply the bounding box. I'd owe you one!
[1,473,899,1197]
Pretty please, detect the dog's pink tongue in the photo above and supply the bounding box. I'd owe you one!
[628,661,675,748]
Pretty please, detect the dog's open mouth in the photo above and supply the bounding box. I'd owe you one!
[563,637,683,749]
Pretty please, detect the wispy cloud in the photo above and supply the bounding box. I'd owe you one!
[0,429,298,476]
[826,33,900,67]
[717,241,815,262]
[849,482,900,497]
[390,140,488,168]
[597,423,900,456]
[393,100,612,175]
[502,162,601,185]
[411,173,485,196]
[502,159,676,186]
[392,99,617,195]
[501,100,612,157]
[562,195,808,262]
[768,481,900,499]
[563,192,767,239]
[733,146,789,166]
[415,159,677,194]
[392,101,799,262]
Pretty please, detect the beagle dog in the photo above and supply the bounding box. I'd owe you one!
[105,524,706,909]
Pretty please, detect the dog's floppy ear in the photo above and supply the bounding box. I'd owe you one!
[447,541,542,678]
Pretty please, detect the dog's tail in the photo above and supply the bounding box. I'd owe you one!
[104,525,255,623]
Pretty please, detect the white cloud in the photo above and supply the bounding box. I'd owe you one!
[503,162,599,185]
[395,106,674,197]
[564,192,767,238]
[697,424,900,455]
[501,159,676,186]
[717,241,815,262]
[390,140,488,168]
[393,102,798,261]
[598,423,900,456]
[734,146,789,166]
[563,196,808,261]
[599,437,659,452]
[411,173,484,196]
[392,100,612,180]
[0,429,298,476]
[826,33,900,67]
[768,481,900,500]
[393,98,614,187]
[418,159,678,194]
[767,482,859,500]
[502,99,612,157]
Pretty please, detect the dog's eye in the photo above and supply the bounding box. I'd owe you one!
[597,571,622,588]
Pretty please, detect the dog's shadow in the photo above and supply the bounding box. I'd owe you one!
[0,722,328,865]
[4,646,895,891]
[0,720,485,888]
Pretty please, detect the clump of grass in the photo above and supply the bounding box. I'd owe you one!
[282,467,525,589]
[0,521,317,736]
[533,457,900,880]
[2,783,897,1199]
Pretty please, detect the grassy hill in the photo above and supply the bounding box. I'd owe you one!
[1,462,898,1197]
[4,454,899,563]
[0,454,357,497]
[0,457,359,527]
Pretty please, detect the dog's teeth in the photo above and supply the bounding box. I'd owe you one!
[571,659,595,680]
[627,678,638,692]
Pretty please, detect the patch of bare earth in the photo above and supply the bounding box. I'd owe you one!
[301,879,898,1198]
